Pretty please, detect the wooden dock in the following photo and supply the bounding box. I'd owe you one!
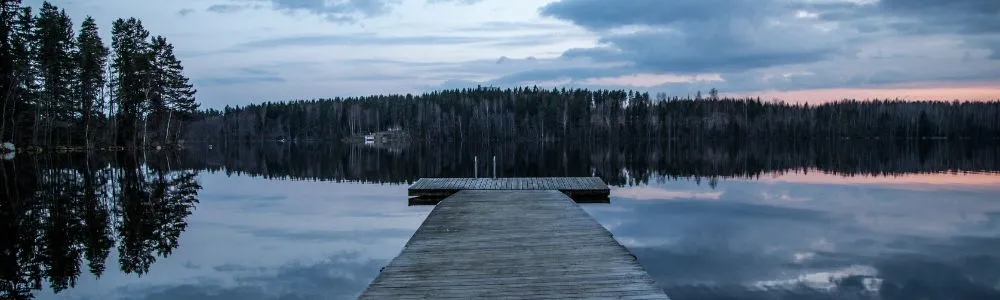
[361,186,669,299]
[408,177,610,200]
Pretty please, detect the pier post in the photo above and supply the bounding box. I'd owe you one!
[492,156,496,179]
[474,156,478,178]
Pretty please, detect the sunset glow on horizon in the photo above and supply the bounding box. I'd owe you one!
[732,82,1000,104]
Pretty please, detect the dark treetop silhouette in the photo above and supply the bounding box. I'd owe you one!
[185,87,1000,144]
[1,0,198,149]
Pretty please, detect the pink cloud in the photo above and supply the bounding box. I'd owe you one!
[727,81,1000,104]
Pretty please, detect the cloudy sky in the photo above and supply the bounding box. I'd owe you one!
[26,0,1000,107]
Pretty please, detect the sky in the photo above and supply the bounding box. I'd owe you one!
[24,0,1000,108]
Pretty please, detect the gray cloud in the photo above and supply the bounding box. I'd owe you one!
[230,33,566,52]
[196,67,288,86]
[540,0,778,31]
[427,0,484,5]
[261,0,400,23]
[207,0,402,23]
[878,0,1000,35]
[176,8,195,16]
[540,0,861,74]
[206,4,248,14]
[455,21,570,32]
[526,0,1000,91]
[492,66,633,84]
[973,36,1000,60]
[237,34,486,49]
[197,76,286,86]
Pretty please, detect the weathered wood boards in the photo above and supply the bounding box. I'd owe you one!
[361,190,669,299]
[408,177,610,200]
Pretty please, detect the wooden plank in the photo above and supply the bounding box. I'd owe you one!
[405,177,614,191]
[407,177,610,199]
[360,190,668,299]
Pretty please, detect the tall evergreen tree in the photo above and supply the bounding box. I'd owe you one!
[150,36,197,143]
[0,0,17,143]
[1,2,37,144]
[110,17,150,147]
[34,1,75,145]
[73,16,108,148]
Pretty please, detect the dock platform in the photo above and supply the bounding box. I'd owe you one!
[408,177,610,200]
[361,187,668,299]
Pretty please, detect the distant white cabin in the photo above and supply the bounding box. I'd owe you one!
[364,134,375,144]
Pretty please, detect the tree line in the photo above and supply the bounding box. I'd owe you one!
[172,140,1000,187]
[184,86,1000,143]
[1,0,198,149]
[0,152,200,299]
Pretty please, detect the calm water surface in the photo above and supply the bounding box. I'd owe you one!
[5,142,1000,300]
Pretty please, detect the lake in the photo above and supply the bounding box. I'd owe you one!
[4,141,1000,300]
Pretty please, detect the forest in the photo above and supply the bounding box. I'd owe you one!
[0,0,198,149]
[186,87,1000,143]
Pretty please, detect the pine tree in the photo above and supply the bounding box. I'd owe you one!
[111,17,150,147]
[144,36,197,144]
[158,38,197,143]
[1,2,36,144]
[74,16,108,148]
[0,1,17,142]
[34,1,76,145]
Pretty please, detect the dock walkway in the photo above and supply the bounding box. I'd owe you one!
[408,177,610,199]
[360,181,668,299]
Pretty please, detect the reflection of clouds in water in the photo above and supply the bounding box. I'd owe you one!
[42,173,428,300]
[120,253,382,300]
[793,252,815,263]
[592,176,1000,299]
[752,265,881,293]
[770,182,1000,238]
[760,190,811,203]
[755,170,1000,191]
[612,186,723,200]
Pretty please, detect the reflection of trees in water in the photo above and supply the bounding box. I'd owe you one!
[0,153,201,299]
[174,140,1000,186]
